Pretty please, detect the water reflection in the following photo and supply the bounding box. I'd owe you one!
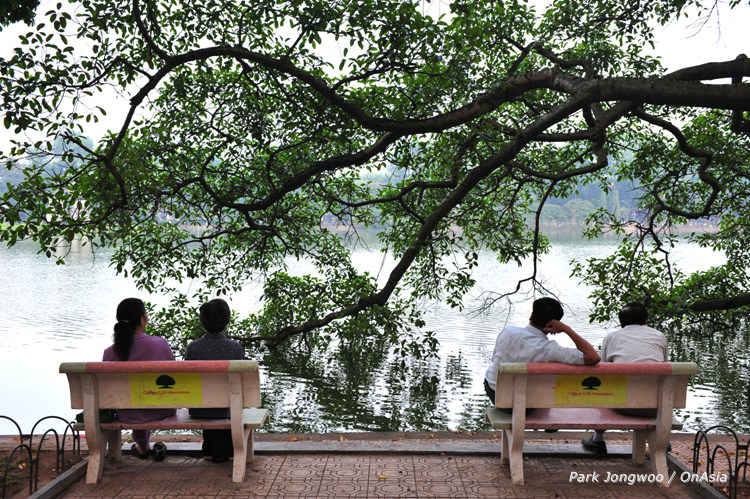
[668,323,750,432]
[0,234,747,434]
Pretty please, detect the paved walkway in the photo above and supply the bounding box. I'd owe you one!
[41,433,717,498]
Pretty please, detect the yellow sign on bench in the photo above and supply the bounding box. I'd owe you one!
[554,374,628,406]
[129,373,203,406]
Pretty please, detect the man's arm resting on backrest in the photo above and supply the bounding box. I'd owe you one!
[544,319,601,365]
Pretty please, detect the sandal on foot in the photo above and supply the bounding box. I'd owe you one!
[131,443,151,459]
[153,442,167,462]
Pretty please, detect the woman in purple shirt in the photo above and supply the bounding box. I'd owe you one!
[103,298,176,458]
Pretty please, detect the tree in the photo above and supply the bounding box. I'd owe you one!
[1,0,749,354]
[0,0,39,28]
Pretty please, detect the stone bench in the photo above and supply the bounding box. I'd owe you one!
[60,360,269,484]
[486,361,699,486]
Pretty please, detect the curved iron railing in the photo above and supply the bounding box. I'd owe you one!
[0,415,80,499]
[693,425,750,499]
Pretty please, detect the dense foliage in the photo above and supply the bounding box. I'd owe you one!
[1,0,749,354]
[0,0,39,27]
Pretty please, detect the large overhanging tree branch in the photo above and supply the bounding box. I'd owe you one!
[2,0,750,351]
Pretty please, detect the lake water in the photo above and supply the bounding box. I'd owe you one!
[1,231,747,436]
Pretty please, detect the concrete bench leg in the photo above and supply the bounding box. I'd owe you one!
[84,426,106,484]
[231,427,247,483]
[650,378,675,488]
[107,430,122,462]
[232,455,246,482]
[501,429,510,465]
[82,375,106,484]
[503,427,525,485]
[246,428,254,464]
[651,445,669,486]
[646,429,671,488]
[632,430,647,465]
[84,429,119,483]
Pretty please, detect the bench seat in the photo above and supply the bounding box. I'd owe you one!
[74,407,270,431]
[486,407,683,430]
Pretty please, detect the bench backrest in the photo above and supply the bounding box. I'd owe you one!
[494,362,698,410]
[59,360,261,410]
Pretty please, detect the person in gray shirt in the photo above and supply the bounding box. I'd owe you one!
[184,298,244,462]
[581,303,668,455]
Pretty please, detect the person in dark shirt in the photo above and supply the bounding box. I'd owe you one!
[184,298,244,462]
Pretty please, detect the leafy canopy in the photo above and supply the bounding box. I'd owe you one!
[2,0,750,353]
[0,0,39,27]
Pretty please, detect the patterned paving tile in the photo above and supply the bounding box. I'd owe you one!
[368,477,419,497]
[454,465,508,483]
[559,485,617,498]
[316,477,368,497]
[324,455,371,473]
[453,456,502,467]
[596,486,684,499]
[245,466,281,484]
[414,478,467,497]
[326,455,370,464]
[55,449,701,498]
[462,481,520,497]
[413,467,460,480]
[370,455,415,474]
[112,480,177,496]
[58,490,127,499]
[265,478,322,497]
[64,479,129,497]
[113,494,172,499]
[281,454,330,471]
[214,486,274,497]
[324,466,371,479]
[278,465,323,480]
[166,478,227,496]
[412,456,459,474]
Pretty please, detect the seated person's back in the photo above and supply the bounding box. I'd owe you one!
[103,297,176,459]
[185,298,244,417]
[484,297,601,406]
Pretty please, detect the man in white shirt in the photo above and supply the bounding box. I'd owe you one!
[581,303,668,455]
[484,297,601,407]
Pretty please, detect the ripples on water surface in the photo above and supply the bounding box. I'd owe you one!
[1,233,748,435]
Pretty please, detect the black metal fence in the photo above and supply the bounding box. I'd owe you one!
[0,415,80,498]
[693,425,749,499]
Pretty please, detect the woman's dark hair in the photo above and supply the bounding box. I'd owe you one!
[199,299,231,333]
[530,297,564,329]
[113,298,146,361]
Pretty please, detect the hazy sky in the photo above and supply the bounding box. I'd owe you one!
[649,1,749,71]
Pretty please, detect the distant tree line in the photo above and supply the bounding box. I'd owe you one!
[357,160,636,227]
[4,148,705,229]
